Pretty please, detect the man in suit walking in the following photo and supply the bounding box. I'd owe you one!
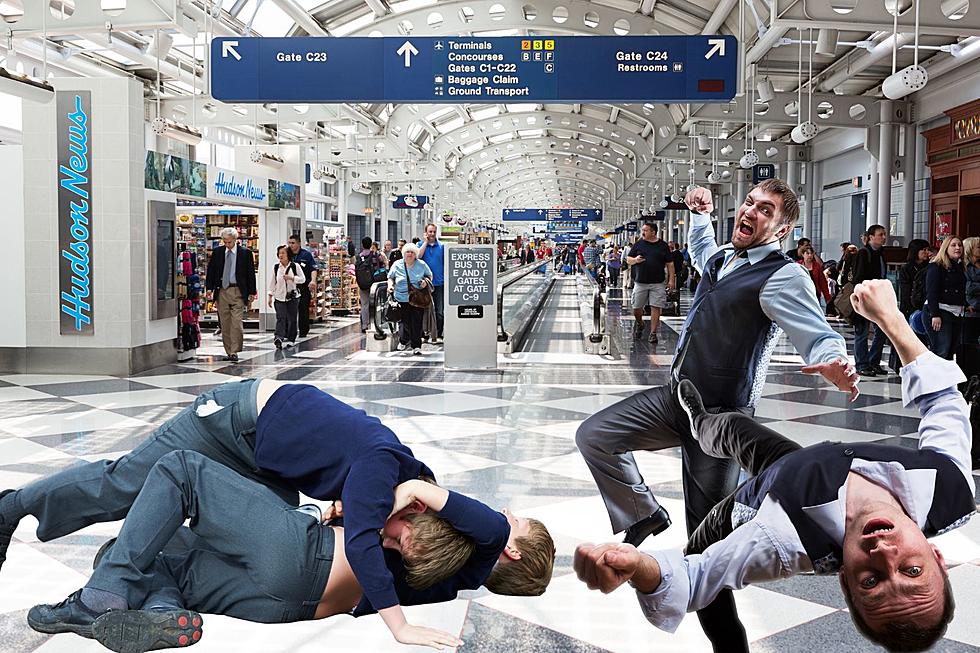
[205,227,256,362]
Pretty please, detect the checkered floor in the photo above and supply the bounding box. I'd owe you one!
[1,290,978,653]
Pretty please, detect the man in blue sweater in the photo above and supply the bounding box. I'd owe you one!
[0,380,555,649]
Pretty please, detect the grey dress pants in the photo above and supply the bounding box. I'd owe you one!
[16,379,299,543]
[87,451,333,623]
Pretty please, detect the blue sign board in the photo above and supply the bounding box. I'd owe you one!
[503,208,603,222]
[392,195,429,209]
[211,36,737,104]
[547,219,588,234]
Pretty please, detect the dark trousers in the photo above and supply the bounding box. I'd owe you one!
[607,267,620,288]
[927,308,963,360]
[853,314,886,369]
[399,302,424,348]
[16,380,298,543]
[87,451,333,623]
[298,284,312,337]
[686,412,803,555]
[273,298,299,343]
[575,384,746,652]
[432,285,445,337]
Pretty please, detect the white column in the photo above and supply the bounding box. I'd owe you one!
[877,100,895,230]
[901,124,917,241]
[802,161,814,240]
[336,177,349,236]
[380,186,390,244]
[715,193,725,243]
[868,161,879,229]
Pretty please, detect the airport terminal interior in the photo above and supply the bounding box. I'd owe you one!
[1,0,980,652]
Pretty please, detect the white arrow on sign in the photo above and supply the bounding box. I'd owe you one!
[222,40,242,61]
[705,39,726,60]
[397,41,419,68]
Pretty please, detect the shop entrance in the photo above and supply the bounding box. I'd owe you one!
[961,194,980,238]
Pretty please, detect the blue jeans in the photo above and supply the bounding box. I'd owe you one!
[926,308,962,360]
[853,316,885,370]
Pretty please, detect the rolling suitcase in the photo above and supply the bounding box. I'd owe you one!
[664,288,681,317]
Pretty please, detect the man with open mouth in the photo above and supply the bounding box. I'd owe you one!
[576,179,859,652]
[575,280,975,652]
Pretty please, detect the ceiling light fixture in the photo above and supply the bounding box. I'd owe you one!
[151,117,202,146]
[249,150,285,168]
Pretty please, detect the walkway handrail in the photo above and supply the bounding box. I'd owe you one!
[370,280,394,340]
[579,266,606,344]
[497,255,561,343]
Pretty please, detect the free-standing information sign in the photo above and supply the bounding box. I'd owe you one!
[211,35,737,104]
[445,245,496,369]
[57,91,94,335]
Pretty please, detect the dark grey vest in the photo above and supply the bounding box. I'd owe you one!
[671,248,793,409]
[735,442,977,574]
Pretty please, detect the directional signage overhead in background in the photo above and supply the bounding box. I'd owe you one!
[211,35,737,104]
[391,194,429,209]
[502,208,603,221]
[547,219,588,234]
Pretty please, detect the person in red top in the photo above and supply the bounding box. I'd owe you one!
[799,245,832,306]
[578,239,587,266]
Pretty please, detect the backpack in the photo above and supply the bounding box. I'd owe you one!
[910,265,929,312]
[355,252,380,290]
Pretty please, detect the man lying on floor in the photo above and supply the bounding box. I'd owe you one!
[30,461,540,653]
[0,379,554,649]
[574,280,977,653]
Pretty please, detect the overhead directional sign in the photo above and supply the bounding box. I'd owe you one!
[211,35,737,104]
[502,208,603,222]
[547,219,588,234]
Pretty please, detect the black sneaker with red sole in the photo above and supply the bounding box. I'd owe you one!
[93,609,203,653]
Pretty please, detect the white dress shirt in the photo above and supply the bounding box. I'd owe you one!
[686,211,847,366]
[267,261,305,302]
[636,352,976,633]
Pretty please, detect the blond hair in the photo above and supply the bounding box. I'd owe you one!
[962,237,980,264]
[402,512,474,590]
[931,236,965,271]
[484,519,555,596]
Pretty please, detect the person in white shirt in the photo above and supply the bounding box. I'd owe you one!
[267,245,305,349]
[574,280,977,653]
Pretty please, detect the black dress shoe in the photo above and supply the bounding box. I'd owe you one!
[676,379,706,441]
[94,609,203,653]
[872,365,889,376]
[623,507,672,548]
[858,367,878,377]
[27,590,104,637]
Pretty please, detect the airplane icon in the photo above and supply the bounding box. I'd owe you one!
[434,41,444,50]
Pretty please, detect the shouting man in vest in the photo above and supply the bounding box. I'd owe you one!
[574,279,975,652]
[575,179,859,652]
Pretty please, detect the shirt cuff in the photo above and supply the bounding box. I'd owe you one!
[901,351,967,407]
[690,211,711,228]
[635,550,689,634]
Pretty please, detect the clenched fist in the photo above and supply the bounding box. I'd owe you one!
[684,187,714,215]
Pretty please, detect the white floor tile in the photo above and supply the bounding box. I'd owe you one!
[406,443,505,475]
[71,388,197,410]
[0,438,75,464]
[0,374,116,386]
[946,564,980,646]
[133,372,242,389]
[524,420,583,441]
[375,392,515,414]
[765,420,916,447]
[753,398,843,421]
[0,410,148,438]
[0,543,88,613]
[0,387,59,403]
[381,415,511,443]
[854,400,919,418]
[535,394,626,414]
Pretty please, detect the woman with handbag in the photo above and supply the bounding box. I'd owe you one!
[267,245,305,349]
[387,242,433,355]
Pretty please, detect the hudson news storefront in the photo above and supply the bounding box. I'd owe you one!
[144,151,303,357]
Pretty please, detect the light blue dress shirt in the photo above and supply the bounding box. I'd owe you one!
[686,211,847,366]
[636,352,976,633]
